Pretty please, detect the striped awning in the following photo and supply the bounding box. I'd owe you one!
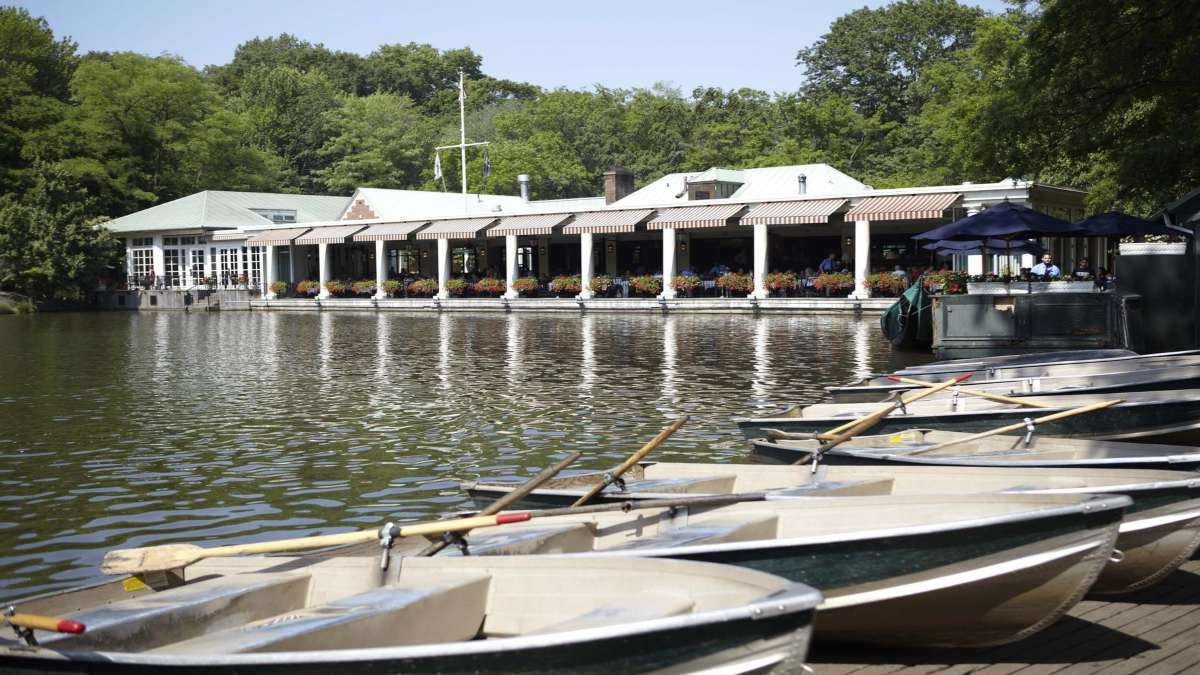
[210,230,250,241]
[351,221,429,242]
[562,209,654,235]
[245,227,312,246]
[646,204,747,230]
[487,213,572,237]
[844,193,961,222]
[293,224,366,245]
[741,199,847,226]
[415,217,498,240]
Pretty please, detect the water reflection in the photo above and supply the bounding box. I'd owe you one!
[0,311,929,595]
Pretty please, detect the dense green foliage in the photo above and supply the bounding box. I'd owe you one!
[1,1,1199,300]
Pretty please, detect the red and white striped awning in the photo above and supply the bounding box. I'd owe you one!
[415,217,498,240]
[351,221,429,242]
[844,193,961,222]
[646,204,747,230]
[487,213,572,237]
[740,199,847,225]
[293,224,367,245]
[562,209,654,235]
[210,230,250,241]
[245,227,312,246]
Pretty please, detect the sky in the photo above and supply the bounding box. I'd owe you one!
[16,0,1010,94]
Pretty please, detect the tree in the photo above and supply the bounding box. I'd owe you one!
[797,0,984,124]
[315,93,435,193]
[207,34,366,96]
[235,65,340,191]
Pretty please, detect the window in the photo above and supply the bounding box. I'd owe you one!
[218,247,238,284]
[190,249,206,284]
[163,249,183,287]
[250,208,297,223]
[179,236,196,245]
[162,237,179,246]
[693,191,711,200]
[452,247,476,274]
[517,245,534,274]
[131,237,153,247]
[246,246,263,288]
[387,247,419,274]
[130,248,154,280]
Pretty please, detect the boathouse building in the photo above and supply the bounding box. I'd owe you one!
[102,163,1090,303]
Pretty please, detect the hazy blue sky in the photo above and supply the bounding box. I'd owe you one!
[16,0,1009,93]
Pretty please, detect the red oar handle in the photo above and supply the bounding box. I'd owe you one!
[7,612,86,634]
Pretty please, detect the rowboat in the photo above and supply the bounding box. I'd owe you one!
[466,462,1200,596]
[0,556,820,674]
[379,493,1128,647]
[826,365,1200,403]
[891,349,1136,375]
[735,389,1200,444]
[858,350,1200,387]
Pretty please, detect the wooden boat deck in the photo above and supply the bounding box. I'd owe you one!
[812,558,1200,674]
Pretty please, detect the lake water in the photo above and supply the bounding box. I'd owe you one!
[0,310,929,595]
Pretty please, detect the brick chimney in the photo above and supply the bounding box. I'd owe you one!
[603,166,635,204]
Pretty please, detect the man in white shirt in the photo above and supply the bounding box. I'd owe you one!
[1030,253,1061,277]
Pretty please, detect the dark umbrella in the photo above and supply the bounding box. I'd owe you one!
[913,201,1080,241]
[1071,211,1190,237]
[923,239,1044,256]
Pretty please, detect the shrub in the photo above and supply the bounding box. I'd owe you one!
[589,274,612,294]
[381,279,402,297]
[764,271,797,292]
[269,280,288,296]
[549,275,582,295]
[672,275,701,293]
[512,277,540,295]
[922,270,969,294]
[812,272,854,293]
[716,272,753,294]
[323,279,345,296]
[295,280,320,296]
[629,275,662,297]
[350,279,376,295]
[866,272,907,296]
[473,277,506,296]
[444,278,467,297]
[407,278,439,296]
[0,300,35,314]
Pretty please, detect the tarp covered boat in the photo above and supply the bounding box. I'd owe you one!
[0,556,820,674]
[879,278,932,350]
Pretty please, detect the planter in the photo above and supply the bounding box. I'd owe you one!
[967,282,1022,295]
[1119,242,1186,256]
[1026,281,1095,293]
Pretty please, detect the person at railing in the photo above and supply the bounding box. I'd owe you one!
[1072,257,1093,279]
[1030,253,1061,278]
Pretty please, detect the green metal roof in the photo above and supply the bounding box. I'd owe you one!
[101,191,351,233]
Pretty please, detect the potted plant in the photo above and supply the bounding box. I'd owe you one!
[589,274,613,296]
[444,278,467,297]
[629,275,662,297]
[549,275,582,296]
[716,272,753,296]
[350,280,376,296]
[765,271,797,296]
[407,278,439,296]
[512,277,540,296]
[866,272,908,297]
[381,279,402,297]
[269,280,288,297]
[671,275,701,297]
[812,272,856,296]
[323,279,345,296]
[473,277,506,297]
[296,280,320,297]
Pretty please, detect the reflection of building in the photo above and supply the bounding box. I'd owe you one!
[103,164,1088,301]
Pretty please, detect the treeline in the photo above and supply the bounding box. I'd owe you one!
[1,1,1198,300]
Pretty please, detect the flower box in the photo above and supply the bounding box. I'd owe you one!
[1118,242,1186,256]
[967,281,1018,295]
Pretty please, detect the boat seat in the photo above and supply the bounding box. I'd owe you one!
[153,573,491,654]
[41,573,311,652]
[767,478,895,497]
[443,523,595,556]
[606,513,779,551]
[620,474,737,494]
[524,594,695,635]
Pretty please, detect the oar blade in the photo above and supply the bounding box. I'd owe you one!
[101,544,204,576]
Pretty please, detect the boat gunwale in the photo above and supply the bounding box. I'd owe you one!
[876,349,1200,379]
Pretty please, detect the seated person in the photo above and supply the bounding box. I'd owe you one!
[1030,253,1061,277]
[890,264,907,278]
[1072,258,1093,279]
[819,253,840,273]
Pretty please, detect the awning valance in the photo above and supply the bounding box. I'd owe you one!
[210,231,250,242]
[844,193,961,222]
[294,224,366,245]
[415,217,498,240]
[351,221,429,242]
[562,209,654,235]
[646,204,746,230]
[245,227,311,246]
[487,213,572,237]
[741,199,847,226]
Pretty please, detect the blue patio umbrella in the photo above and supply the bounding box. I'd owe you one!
[913,201,1080,241]
[1071,211,1190,237]
[923,239,1045,257]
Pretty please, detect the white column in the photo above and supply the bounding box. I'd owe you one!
[151,238,165,283]
[964,206,983,275]
[264,244,277,299]
[578,232,595,299]
[288,245,297,282]
[849,219,871,299]
[503,234,519,299]
[436,238,450,299]
[373,239,388,299]
[750,223,769,299]
[659,227,677,299]
[317,242,331,299]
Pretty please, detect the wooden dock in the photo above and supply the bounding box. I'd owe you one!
[812,558,1200,674]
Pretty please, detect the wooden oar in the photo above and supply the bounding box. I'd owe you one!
[3,612,86,635]
[101,512,535,576]
[820,374,971,437]
[906,400,1123,456]
[570,415,689,507]
[416,451,582,557]
[887,375,1053,409]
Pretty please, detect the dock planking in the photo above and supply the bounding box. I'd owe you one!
[811,559,1200,674]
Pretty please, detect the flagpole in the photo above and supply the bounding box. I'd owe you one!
[459,69,468,210]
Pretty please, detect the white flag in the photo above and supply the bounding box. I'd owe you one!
[433,151,442,180]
